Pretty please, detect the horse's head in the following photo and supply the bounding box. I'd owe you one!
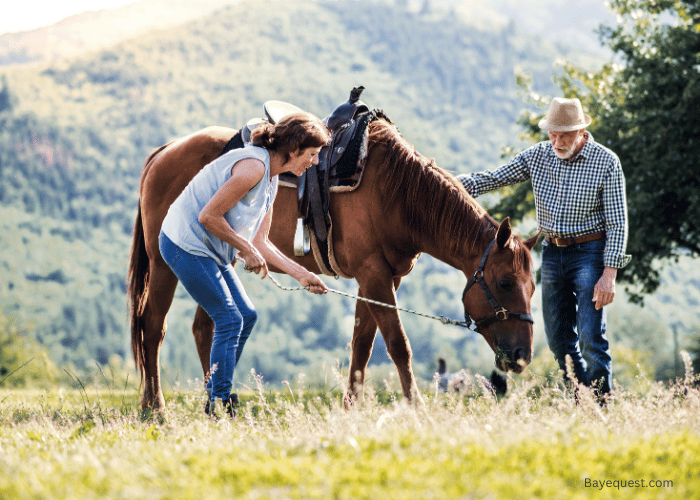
[462,218,540,373]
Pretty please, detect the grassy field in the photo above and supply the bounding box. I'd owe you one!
[1,368,699,500]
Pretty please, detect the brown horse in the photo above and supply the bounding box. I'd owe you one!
[128,118,539,410]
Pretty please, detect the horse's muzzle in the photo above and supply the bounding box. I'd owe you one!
[496,347,530,373]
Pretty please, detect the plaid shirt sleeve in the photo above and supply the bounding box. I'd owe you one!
[456,152,531,197]
[602,158,632,268]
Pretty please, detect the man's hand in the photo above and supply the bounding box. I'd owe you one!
[593,267,617,310]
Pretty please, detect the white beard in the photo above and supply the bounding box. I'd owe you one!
[554,148,575,159]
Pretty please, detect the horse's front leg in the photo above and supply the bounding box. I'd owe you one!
[355,266,420,402]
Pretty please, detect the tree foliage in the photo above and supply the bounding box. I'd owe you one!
[492,0,700,302]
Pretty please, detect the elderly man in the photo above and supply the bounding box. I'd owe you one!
[458,97,631,400]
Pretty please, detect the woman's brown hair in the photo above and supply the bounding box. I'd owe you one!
[251,112,330,162]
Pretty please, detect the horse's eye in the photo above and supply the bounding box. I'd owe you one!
[497,278,514,291]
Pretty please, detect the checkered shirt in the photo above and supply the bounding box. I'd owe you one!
[457,133,631,268]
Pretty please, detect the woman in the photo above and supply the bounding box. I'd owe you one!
[158,112,331,416]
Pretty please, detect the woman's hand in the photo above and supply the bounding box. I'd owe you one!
[238,246,268,279]
[251,207,326,294]
[299,272,328,295]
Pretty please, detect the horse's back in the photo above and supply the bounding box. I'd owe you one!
[139,126,238,259]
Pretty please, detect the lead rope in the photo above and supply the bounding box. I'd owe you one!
[263,273,470,328]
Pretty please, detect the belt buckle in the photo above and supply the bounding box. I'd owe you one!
[555,239,566,247]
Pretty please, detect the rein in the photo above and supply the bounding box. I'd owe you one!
[461,239,535,331]
[262,273,472,329]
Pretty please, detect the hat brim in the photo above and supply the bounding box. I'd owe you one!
[538,114,592,132]
[263,100,304,124]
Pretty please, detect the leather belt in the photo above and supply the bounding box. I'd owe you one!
[546,231,606,247]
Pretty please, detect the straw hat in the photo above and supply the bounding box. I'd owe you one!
[538,97,592,132]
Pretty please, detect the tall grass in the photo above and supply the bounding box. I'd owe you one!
[1,365,699,500]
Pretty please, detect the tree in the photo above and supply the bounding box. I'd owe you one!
[0,76,14,114]
[491,0,700,302]
[0,315,62,388]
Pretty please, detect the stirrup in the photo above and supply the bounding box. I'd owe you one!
[294,218,310,256]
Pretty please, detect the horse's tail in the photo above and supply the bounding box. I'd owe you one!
[128,144,168,383]
[128,199,149,383]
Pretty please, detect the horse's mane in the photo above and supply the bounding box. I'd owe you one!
[368,119,499,257]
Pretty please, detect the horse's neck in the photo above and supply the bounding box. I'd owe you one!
[417,215,496,275]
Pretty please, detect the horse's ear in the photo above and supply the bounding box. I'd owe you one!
[524,229,542,251]
[496,217,512,248]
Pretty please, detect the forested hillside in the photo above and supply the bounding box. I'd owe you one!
[0,0,696,387]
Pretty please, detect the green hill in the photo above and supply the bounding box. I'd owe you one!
[1,0,694,387]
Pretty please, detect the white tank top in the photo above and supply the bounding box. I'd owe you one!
[161,145,278,267]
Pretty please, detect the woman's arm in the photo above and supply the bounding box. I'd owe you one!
[198,158,268,274]
[252,207,328,294]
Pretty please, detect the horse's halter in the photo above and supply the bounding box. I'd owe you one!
[462,238,535,331]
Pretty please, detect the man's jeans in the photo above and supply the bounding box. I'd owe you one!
[541,238,612,394]
[159,232,257,401]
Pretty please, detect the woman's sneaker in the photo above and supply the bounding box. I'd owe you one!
[205,393,239,418]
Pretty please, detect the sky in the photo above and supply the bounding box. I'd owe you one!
[0,0,135,35]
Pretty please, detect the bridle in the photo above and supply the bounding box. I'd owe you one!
[462,238,535,331]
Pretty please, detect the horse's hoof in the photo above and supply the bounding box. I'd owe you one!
[489,370,508,397]
[343,392,357,410]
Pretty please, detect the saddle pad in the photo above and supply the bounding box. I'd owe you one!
[277,119,370,193]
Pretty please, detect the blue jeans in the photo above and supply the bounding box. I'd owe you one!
[159,232,258,401]
[541,238,611,394]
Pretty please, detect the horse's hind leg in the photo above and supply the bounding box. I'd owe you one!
[345,296,378,406]
[140,259,178,410]
[192,305,214,383]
